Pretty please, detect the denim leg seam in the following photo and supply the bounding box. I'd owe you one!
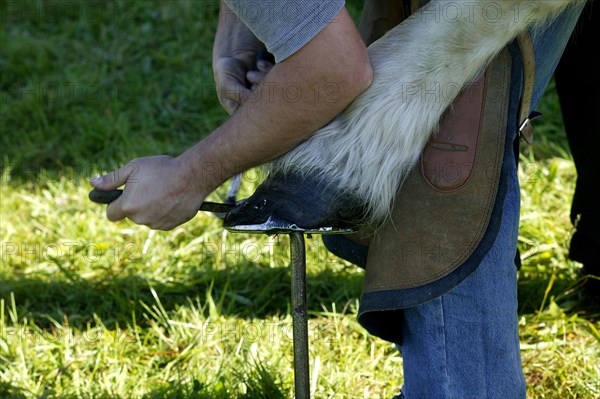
[440,295,450,397]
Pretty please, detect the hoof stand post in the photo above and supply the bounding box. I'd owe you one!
[225,223,353,399]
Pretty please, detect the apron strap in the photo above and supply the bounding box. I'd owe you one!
[516,32,537,144]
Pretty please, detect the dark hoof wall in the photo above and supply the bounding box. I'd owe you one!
[223,173,365,233]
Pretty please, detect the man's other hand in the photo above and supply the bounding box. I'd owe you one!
[90,156,204,230]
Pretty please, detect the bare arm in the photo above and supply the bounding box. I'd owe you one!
[91,7,372,230]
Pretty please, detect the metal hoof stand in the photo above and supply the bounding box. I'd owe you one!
[225,222,353,399]
[88,187,353,398]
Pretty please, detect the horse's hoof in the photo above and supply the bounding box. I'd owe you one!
[223,173,366,231]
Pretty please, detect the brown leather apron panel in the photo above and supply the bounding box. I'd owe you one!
[363,49,511,292]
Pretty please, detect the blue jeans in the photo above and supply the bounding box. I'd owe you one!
[398,164,524,398]
[396,4,585,398]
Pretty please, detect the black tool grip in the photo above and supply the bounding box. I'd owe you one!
[89,189,235,213]
[89,189,123,204]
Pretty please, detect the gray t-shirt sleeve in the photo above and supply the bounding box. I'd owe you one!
[223,0,346,63]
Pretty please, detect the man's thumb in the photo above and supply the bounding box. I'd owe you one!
[90,162,137,190]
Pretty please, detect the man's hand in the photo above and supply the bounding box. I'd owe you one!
[358,0,408,45]
[247,57,274,90]
[213,55,274,114]
[90,156,205,230]
[212,1,271,114]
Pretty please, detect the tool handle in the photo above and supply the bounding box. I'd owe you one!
[89,189,123,204]
[88,189,234,213]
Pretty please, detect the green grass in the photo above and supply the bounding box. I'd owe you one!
[1,1,599,398]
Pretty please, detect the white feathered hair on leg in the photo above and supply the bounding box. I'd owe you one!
[269,0,580,226]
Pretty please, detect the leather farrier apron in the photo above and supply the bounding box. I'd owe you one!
[330,1,537,342]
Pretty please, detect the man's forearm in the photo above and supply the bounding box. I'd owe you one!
[180,8,373,195]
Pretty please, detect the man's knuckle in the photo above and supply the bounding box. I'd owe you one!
[121,202,139,216]
[130,214,147,226]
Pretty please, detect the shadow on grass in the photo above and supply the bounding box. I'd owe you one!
[518,272,600,319]
[1,265,300,398]
[4,260,597,332]
[0,377,277,399]
[1,263,363,330]
[0,382,29,399]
